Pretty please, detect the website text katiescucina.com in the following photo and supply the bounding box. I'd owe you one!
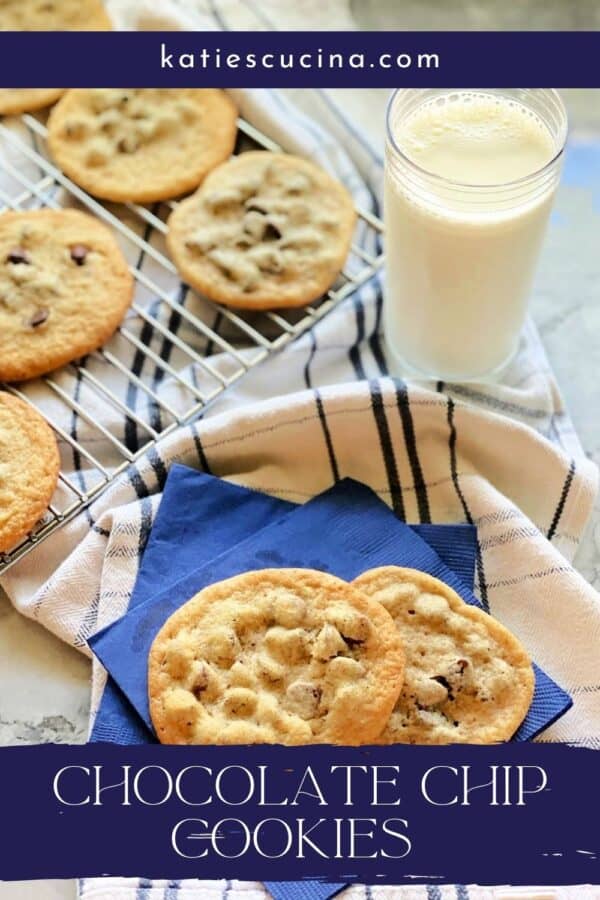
[159,44,441,74]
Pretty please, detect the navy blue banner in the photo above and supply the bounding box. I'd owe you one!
[1,742,598,883]
[0,32,598,87]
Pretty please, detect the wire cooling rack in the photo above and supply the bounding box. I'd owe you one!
[0,109,384,574]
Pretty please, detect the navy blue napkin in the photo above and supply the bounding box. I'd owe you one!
[89,469,571,743]
[265,884,345,900]
[91,466,478,743]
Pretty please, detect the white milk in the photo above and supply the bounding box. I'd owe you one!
[384,91,564,380]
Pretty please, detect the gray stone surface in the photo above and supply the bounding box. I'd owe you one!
[534,151,600,592]
[0,594,89,746]
[351,0,600,30]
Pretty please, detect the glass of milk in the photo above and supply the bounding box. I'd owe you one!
[384,89,567,380]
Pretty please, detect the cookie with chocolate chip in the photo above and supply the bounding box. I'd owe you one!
[0,89,65,117]
[0,209,133,381]
[0,391,59,553]
[166,151,356,310]
[0,0,112,29]
[148,568,404,746]
[353,567,535,745]
[47,89,238,203]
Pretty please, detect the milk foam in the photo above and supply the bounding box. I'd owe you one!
[398,92,556,185]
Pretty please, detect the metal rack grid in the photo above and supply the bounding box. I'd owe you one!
[0,108,384,575]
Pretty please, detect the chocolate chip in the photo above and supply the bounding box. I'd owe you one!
[345,637,365,649]
[117,137,138,153]
[29,308,50,328]
[263,222,282,241]
[7,247,30,265]
[190,663,212,700]
[245,201,269,214]
[70,244,88,266]
[433,675,454,701]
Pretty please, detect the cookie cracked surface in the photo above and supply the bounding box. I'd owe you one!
[0,392,59,553]
[0,208,134,382]
[353,567,535,744]
[166,151,356,309]
[47,89,238,203]
[148,568,405,745]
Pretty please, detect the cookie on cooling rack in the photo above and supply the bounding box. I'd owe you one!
[166,151,357,310]
[352,567,535,745]
[47,89,238,204]
[148,568,405,746]
[0,208,134,382]
[0,391,60,553]
[0,89,65,117]
[0,0,112,29]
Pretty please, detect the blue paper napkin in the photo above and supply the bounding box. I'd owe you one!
[265,884,345,900]
[91,465,478,744]
[89,470,571,744]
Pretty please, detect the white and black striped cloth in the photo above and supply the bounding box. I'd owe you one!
[1,3,599,900]
[77,882,600,900]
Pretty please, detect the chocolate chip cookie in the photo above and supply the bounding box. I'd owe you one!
[0,208,134,382]
[148,568,405,746]
[0,89,64,117]
[47,89,238,203]
[353,567,535,744]
[166,151,357,310]
[0,391,59,553]
[0,0,112,29]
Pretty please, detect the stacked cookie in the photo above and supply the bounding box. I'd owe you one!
[148,567,535,746]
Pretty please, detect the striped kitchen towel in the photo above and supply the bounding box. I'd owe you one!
[77,880,600,900]
[0,3,599,900]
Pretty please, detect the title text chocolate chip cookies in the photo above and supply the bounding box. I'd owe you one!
[47,89,238,203]
[353,567,535,744]
[0,0,112,29]
[167,151,356,309]
[0,392,59,553]
[0,208,134,382]
[148,568,405,746]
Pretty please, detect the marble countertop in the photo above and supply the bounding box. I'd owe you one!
[0,87,599,899]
